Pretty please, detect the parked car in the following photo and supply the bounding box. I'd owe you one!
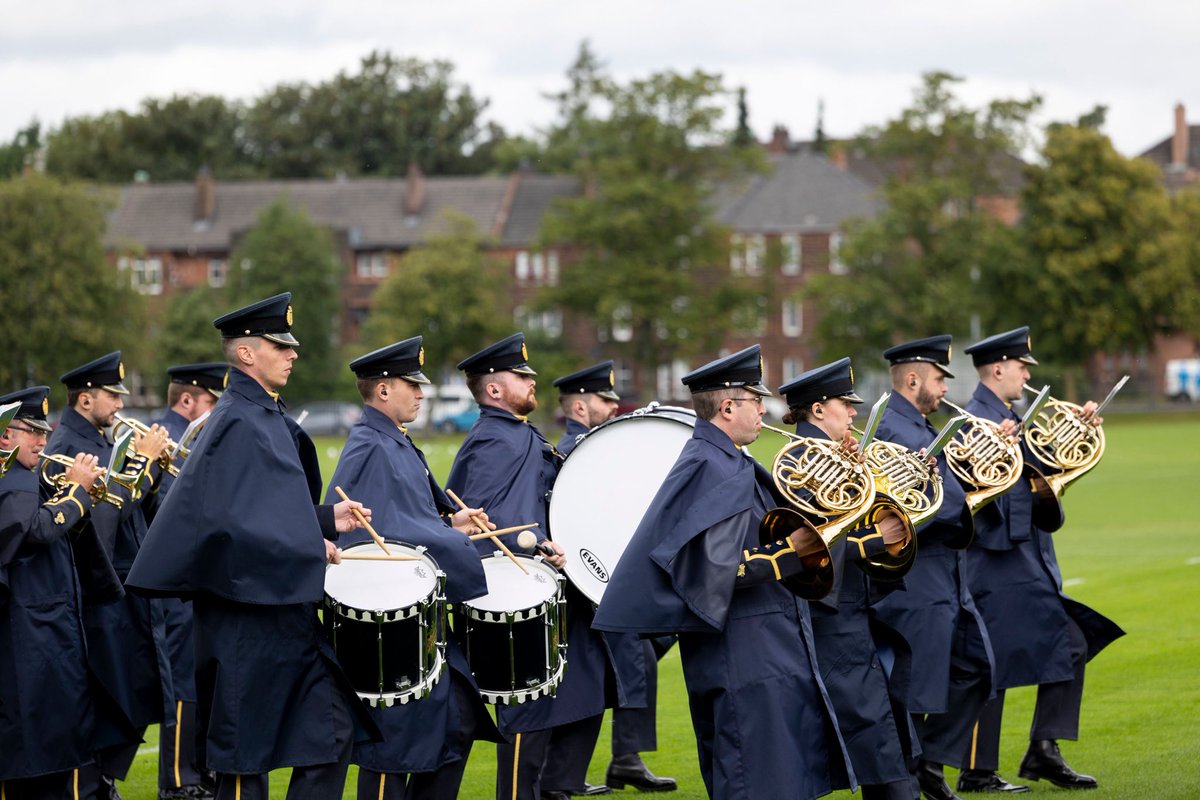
[1165,359,1200,402]
[411,384,479,432]
[293,401,361,436]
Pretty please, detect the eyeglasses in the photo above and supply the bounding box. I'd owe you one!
[729,396,764,407]
[7,424,47,436]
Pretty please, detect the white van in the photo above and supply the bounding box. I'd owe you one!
[1165,359,1200,401]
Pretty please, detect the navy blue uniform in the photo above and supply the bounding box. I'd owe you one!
[555,419,589,457]
[127,368,377,796]
[870,393,995,769]
[795,420,917,796]
[957,384,1124,770]
[0,467,96,794]
[45,407,173,783]
[446,405,620,799]
[325,405,502,799]
[594,417,853,800]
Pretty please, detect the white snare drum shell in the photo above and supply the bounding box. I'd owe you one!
[461,553,563,622]
[324,541,440,622]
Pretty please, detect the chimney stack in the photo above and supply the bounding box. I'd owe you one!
[830,144,848,171]
[1171,103,1189,169]
[767,125,791,155]
[194,167,216,222]
[404,161,426,217]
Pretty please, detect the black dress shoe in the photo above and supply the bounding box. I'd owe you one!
[1018,740,1098,789]
[915,760,963,800]
[956,770,1030,793]
[574,784,612,796]
[606,754,678,792]
[541,792,571,800]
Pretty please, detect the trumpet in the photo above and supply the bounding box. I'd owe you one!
[939,397,1024,513]
[0,446,18,480]
[112,413,192,477]
[38,453,123,507]
[1020,378,1124,498]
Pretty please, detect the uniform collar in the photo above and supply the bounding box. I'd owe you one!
[971,382,1016,418]
[226,367,283,412]
[480,405,527,424]
[692,416,743,458]
[887,391,928,425]
[793,420,831,441]
[361,404,411,448]
[59,405,109,444]
[564,418,590,438]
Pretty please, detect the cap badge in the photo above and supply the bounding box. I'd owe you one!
[521,341,529,361]
[608,368,615,387]
[118,361,125,380]
[41,397,49,415]
[286,304,294,326]
[418,346,425,366]
[947,344,953,361]
[849,365,854,383]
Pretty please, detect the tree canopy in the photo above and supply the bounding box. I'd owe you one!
[226,199,343,402]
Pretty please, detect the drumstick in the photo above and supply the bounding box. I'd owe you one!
[468,523,539,541]
[445,488,528,575]
[333,485,390,555]
[338,552,420,562]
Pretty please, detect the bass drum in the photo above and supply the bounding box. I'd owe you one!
[549,404,696,605]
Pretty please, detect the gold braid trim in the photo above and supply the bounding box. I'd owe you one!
[742,542,798,581]
[846,529,883,560]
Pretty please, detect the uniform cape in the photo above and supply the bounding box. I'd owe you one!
[128,369,327,605]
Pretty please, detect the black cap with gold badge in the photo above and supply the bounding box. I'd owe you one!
[553,360,619,401]
[682,345,771,396]
[779,358,864,410]
[0,386,54,433]
[963,326,1039,367]
[60,351,129,395]
[349,336,431,384]
[882,335,955,378]
[167,362,228,398]
[213,292,299,347]
[457,332,536,377]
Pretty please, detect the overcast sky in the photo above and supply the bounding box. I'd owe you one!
[3,1,1193,161]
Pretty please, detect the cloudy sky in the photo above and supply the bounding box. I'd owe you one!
[3,0,1193,159]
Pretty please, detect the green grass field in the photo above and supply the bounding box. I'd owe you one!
[120,413,1200,798]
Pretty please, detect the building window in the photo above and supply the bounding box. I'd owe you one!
[118,256,163,296]
[657,359,690,400]
[783,357,804,382]
[208,258,227,288]
[515,251,531,282]
[744,235,765,276]
[546,251,560,286]
[829,232,847,275]
[612,304,633,343]
[781,234,801,276]
[782,298,803,338]
[730,234,744,274]
[531,252,545,284]
[614,360,634,396]
[356,252,388,279]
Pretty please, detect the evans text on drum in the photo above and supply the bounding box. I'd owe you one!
[461,552,566,705]
[324,540,447,707]
[548,404,696,605]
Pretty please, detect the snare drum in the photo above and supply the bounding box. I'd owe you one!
[461,552,566,705]
[324,541,446,707]
[549,404,696,605]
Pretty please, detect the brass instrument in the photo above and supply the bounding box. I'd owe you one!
[38,453,116,507]
[0,446,18,480]
[113,413,194,477]
[0,401,22,480]
[940,397,1025,513]
[1020,377,1125,498]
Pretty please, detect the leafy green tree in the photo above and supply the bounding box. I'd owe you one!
[45,94,248,183]
[227,198,343,402]
[151,289,228,380]
[0,121,41,179]
[534,44,764,398]
[1017,120,1183,382]
[244,51,499,178]
[362,211,510,385]
[1162,188,1200,340]
[803,72,1040,363]
[0,174,142,397]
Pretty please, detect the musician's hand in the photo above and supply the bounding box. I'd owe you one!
[1079,400,1102,426]
[63,453,102,488]
[838,430,861,460]
[878,513,909,556]
[998,418,1018,438]
[134,424,171,460]
[332,500,370,533]
[325,538,342,565]
[452,507,493,536]
[540,539,567,569]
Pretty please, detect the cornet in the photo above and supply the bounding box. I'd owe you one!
[38,453,134,507]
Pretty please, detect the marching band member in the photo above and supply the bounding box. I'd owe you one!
[0,387,103,800]
[127,293,376,800]
[144,363,225,800]
[46,351,173,800]
[594,346,854,800]
[869,336,995,800]
[954,328,1124,793]
[779,359,917,800]
[552,361,676,795]
[324,336,502,800]
[446,333,619,800]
